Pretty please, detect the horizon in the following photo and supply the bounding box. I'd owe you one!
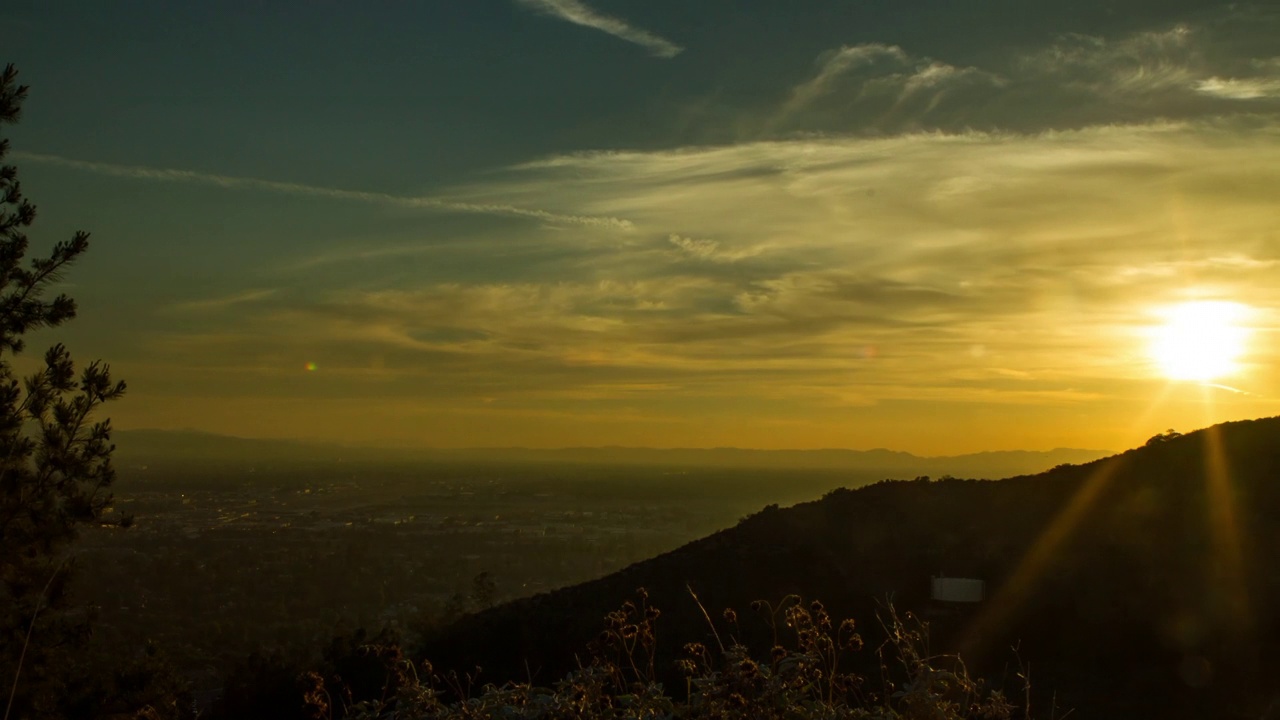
[116,425,1116,457]
[122,420,1121,453]
[6,1,1279,455]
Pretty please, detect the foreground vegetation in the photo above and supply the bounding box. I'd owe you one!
[217,591,1034,720]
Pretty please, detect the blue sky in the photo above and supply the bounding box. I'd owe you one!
[4,0,1279,452]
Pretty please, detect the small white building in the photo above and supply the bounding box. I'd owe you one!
[930,576,985,603]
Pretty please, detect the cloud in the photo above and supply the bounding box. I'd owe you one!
[771,10,1280,136]
[108,114,1280,450]
[167,289,279,313]
[776,43,1005,132]
[1019,25,1199,95]
[13,152,635,231]
[281,244,439,272]
[62,9,1279,451]
[667,234,761,264]
[784,44,912,110]
[515,0,682,58]
[1194,77,1280,99]
[151,120,1280,415]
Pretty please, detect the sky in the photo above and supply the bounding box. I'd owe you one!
[3,0,1279,454]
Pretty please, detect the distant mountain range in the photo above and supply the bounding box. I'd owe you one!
[417,417,1280,719]
[112,428,1109,479]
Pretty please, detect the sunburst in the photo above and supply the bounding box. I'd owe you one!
[1148,301,1251,382]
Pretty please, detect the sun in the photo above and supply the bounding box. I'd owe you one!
[1149,301,1251,381]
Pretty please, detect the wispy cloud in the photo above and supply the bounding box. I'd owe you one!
[788,44,911,105]
[771,11,1280,136]
[514,0,682,58]
[282,243,445,272]
[162,120,1280,403]
[117,117,1280,450]
[667,234,761,264]
[13,152,635,230]
[775,42,1006,133]
[1020,25,1199,95]
[1194,77,1280,100]
[81,7,1280,450]
[167,289,279,313]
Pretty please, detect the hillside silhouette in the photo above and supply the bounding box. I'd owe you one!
[417,417,1280,719]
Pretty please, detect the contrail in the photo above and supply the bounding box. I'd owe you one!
[14,151,635,231]
[515,0,682,58]
[1202,382,1259,397]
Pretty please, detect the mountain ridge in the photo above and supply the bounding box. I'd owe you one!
[112,428,1109,477]
[415,416,1280,719]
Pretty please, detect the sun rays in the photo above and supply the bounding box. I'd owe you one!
[960,299,1263,661]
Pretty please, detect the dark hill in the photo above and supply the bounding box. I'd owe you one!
[418,417,1280,719]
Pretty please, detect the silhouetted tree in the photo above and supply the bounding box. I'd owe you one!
[0,63,138,720]
[1145,428,1182,446]
[470,571,497,611]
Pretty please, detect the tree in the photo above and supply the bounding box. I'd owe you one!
[470,571,497,611]
[1144,428,1182,446]
[0,63,132,720]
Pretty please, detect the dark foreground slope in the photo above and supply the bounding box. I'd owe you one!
[419,418,1280,719]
